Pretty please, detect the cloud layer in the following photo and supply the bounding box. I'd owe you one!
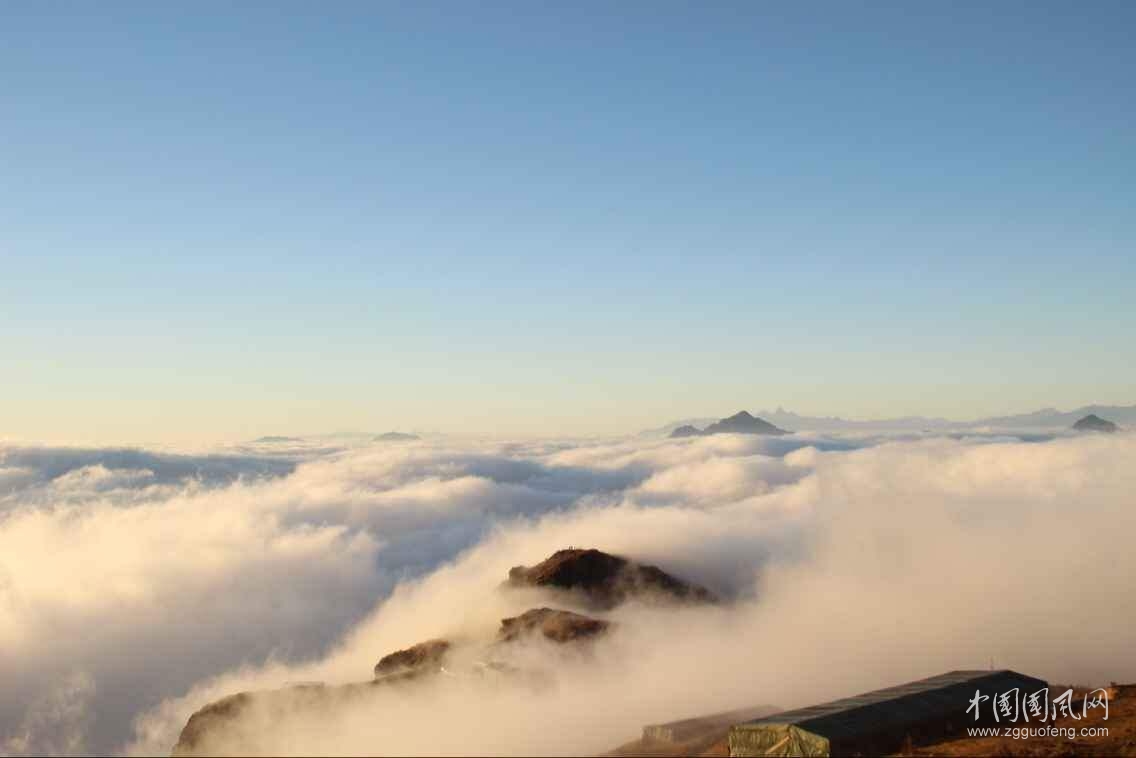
[1,431,1133,755]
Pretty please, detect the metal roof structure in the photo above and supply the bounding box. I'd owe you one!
[729,669,1048,756]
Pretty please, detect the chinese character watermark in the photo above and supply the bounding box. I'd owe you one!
[968,687,1109,723]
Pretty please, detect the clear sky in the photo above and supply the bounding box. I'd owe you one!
[2,1,1134,443]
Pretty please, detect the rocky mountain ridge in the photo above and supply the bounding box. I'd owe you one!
[171,548,715,755]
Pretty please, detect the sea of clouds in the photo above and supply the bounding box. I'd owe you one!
[1,430,1133,755]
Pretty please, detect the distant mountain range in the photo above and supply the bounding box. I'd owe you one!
[646,404,1136,437]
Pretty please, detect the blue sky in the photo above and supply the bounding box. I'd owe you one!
[2,1,1134,442]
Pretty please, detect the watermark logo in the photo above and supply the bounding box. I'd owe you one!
[967,686,1108,723]
[965,687,1110,741]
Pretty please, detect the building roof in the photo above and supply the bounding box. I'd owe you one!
[730,670,1048,755]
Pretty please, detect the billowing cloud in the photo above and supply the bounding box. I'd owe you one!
[1,432,1132,755]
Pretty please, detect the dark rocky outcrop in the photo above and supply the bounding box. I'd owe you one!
[373,638,451,679]
[669,424,702,438]
[175,692,253,756]
[1073,414,1119,433]
[173,672,443,755]
[497,607,610,644]
[174,683,374,756]
[506,548,717,609]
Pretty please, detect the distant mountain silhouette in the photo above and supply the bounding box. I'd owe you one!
[1073,414,1119,433]
[668,411,789,438]
[702,411,788,436]
[375,432,420,442]
[648,404,1136,436]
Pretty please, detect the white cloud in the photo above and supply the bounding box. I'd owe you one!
[0,432,1133,755]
